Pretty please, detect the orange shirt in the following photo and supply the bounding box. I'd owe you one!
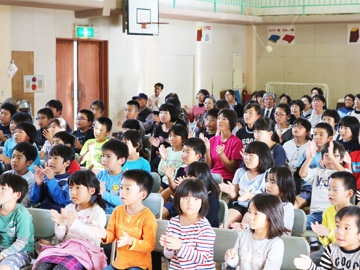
[103,205,157,270]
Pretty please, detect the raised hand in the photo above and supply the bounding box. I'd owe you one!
[89,224,107,239]
[117,120,123,132]
[51,208,65,225]
[100,181,106,194]
[34,165,45,185]
[183,105,191,115]
[43,129,52,142]
[44,167,55,181]
[343,151,352,165]
[117,231,133,248]
[75,139,83,150]
[305,140,317,160]
[225,249,237,260]
[88,141,96,152]
[159,144,168,161]
[293,254,312,270]
[310,221,330,237]
[160,233,182,250]
[161,163,175,179]
[153,114,160,124]
[174,176,187,187]
[199,133,210,151]
[218,182,235,196]
[149,137,160,148]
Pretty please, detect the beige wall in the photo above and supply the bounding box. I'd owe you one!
[0,6,12,101]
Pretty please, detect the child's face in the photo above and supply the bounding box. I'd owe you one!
[339,126,353,142]
[179,192,202,218]
[265,173,281,197]
[91,105,103,120]
[205,115,217,133]
[159,110,171,124]
[52,137,65,146]
[48,122,62,136]
[76,113,91,130]
[120,178,146,205]
[0,184,19,205]
[243,152,260,170]
[10,120,17,134]
[322,116,336,129]
[69,184,94,206]
[0,109,12,126]
[290,104,300,116]
[204,98,214,111]
[302,98,311,110]
[248,202,268,231]
[328,178,353,205]
[181,145,201,165]
[102,149,124,171]
[254,129,272,143]
[313,128,331,149]
[168,131,183,149]
[48,155,69,174]
[11,150,32,174]
[122,139,137,155]
[217,114,231,132]
[279,96,288,104]
[355,97,360,109]
[94,122,108,140]
[335,215,360,251]
[46,105,60,118]
[292,123,308,138]
[244,107,260,125]
[311,98,325,111]
[274,108,289,125]
[344,96,354,108]
[37,113,51,129]
[124,105,139,120]
[323,150,343,170]
[14,128,30,143]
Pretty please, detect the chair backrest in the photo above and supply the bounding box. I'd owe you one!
[154,219,169,252]
[213,228,238,262]
[211,173,223,199]
[144,148,151,162]
[143,135,151,150]
[218,200,228,228]
[151,172,161,193]
[281,235,310,270]
[40,160,46,168]
[27,208,55,239]
[291,209,306,237]
[143,193,164,219]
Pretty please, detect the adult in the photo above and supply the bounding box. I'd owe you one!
[133,93,154,134]
[184,89,210,123]
[301,95,312,119]
[279,93,292,105]
[148,82,165,112]
[224,90,244,119]
[337,94,354,119]
[308,94,326,128]
[256,90,266,109]
[262,92,276,121]
[290,99,305,120]
[311,87,323,97]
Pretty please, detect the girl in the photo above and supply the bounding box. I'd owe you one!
[253,118,287,166]
[219,141,274,228]
[160,178,216,269]
[256,90,266,109]
[338,115,360,153]
[274,103,293,144]
[301,95,312,119]
[346,94,360,123]
[309,95,326,128]
[184,89,210,123]
[121,130,151,173]
[195,95,216,136]
[290,99,305,120]
[33,170,107,270]
[225,194,287,270]
[224,90,244,118]
[90,100,105,121]
[40,118,66,160]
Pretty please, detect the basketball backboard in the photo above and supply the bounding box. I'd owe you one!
[126,0,159,35]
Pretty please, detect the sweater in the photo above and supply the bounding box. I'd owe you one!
[319,205,337,246]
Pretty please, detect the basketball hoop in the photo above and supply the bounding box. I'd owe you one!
[140,22,169,36]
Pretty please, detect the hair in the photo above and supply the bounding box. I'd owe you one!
[198,89,210,97]
[121,120,140,132]
[174,178,209,217]
[205,108,220,119]
[154,82,164,90]
[91,100,105,111]
[0,173,28,203]
[165,93,179,101]
[187,162,220,197]
[37,108,54,119]
[15,122,37,144]
[166,97,181,113]
[314,122,334,137]
[293,118,312,140]
[344,94,355,103]
[356,93,360,100]
[215,99,230,110]
[321,141,346,159]
[244,102,262,115]
[168,124,188,142]
[183,138,206,157]
[311,87,323,96]
[322,109,340,125]
[252,91,258,98]
[279,93,292,104]
[10,112,32,124]
[126,100,140,112]
[218,109,238,131]
[301,95,312,104]
[249,194,289,238]
[13,142,38,162]
[336,206,360,233]
[1,102,17,116]
[290,99,305,112]
[225,90,237,100]
[266,166,296,204]
[330,171,357,200]
[68,170,106,211]
[257,90,266,98]
[49,144,75,171]
[79,109,95,124]
[53,131,76,147]
[102,139,129,162]
[276,103,291,116]
[159,103,179,122]
[244,141,274,174]
[263,92,275,101]
[338,116,360,140]
[122,169,154,199]
[121,130,147,158]
[253,118,280,143]
[46,99,63,112]
[204,95,216,105]
[96,117,112,132]
[312,94,326,109]
[49,118,67,130]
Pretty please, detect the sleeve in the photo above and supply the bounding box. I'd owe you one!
[142,113,155,132]
[283,203,295,232]
[163,220,176,259]
[102,190,123,208]
[129,212,157,252]
[80,140,89,156]
[55,222,67,241]
[3,140,10,157]
[273,145,287,166]
[319,211,335,246]
[141,158,151,174]
[317,245,333,270]
[46,177,70,205]
[302,168,316,184]
[206,195,220,227]
[27,176,35,199]
[188,106,195,123]
[230,137,243,161]
[263,238,284,270]
[30,183,43,203]
[225,231,242,268]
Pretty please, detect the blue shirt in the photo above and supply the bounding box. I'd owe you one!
[297,151,322,187]
[122,157,151,174]
[97,170,123,214]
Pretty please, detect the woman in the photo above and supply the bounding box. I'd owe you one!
[184,89,210,123]
[224,90,244,118]
[290,99,305,119]
[308,95,326,128]
[337,94,355,119]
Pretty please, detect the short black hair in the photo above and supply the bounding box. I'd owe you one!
[37,108,54,119]
[166,97,181,113]
[276,103,291,116]
[311,87,323,96]
[0,173,28,203]
[154,82,164,90]
[96,117,112,132]
[122,169,154,199]
[46,99,63,112]
[122,119,141,131]
[13,142,38,162]
[174,178,209,218]
[122,130,143,153]
[102,139,129,162]
[344,94,355,102]
[91,100,105,111]
[53,131,76,147]
[321,141,346,159]
[215,99,230,110]
[183,138,206,157]
[10,112,32,124]
[301,95,312,104]
[322,109,340,125]
[330,171,357,200]
[244,102,262,115]
[314,122,333,137]
[244,141,274,174]
[290,99,305,112]
[253,118,280,143]
[15,122,37,144]
[312,94,326,109]
[49,144,75,171]
[218,109,238,131]
[205,108,220,119]
[1,103,17,116]
[168,124,188,142]
[279,93,292,104]
[159,103,178,122]
[338,116,360,140]
[336,206,360,233]
[126,100,140,112]
[293,118,312,133]
[165,93,179,101]
[198,89,210,97]
[79,109,94,124]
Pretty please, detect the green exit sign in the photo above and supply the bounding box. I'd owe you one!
[76,26,94,38]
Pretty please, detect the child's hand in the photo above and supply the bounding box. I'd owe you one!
[199,133,210,151]
[310,221,330,237]
[100,181,106,194]
[0,154,10,165]
[44,167,55,180]
[117,231,133,248]
[89,224,107,239]
[343,151,352,165]
[293,254,312,270]
[117,120,123,132]
[174,176,187,187]
[216,145,225,156]
[75,139,83,150]
[230,222,247,231]
[0,254,4,262]
[327,141,335,160]
[88,141,96,152]
[34,165,45,185]
[237,188,251,202]
[225,249,237,260]
[218,182,235,196]
[51,209,65,225]
[162,233,182,250]
[305,141,317,160]
[149,137,160,148]
[66,210,76,226]
[161,163,175,179]
[159,234,169,248]
[159,144,168,161]
[42,129,52,142]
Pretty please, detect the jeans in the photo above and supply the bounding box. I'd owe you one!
[306,212,323,230]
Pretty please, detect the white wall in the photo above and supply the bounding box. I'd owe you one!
[0,6,12,101]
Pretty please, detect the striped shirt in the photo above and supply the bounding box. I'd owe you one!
[164,216,216,269]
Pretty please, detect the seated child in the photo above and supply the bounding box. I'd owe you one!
[0,173,34,269]
[90,169,156,270]
[338,116,360,153]
[40,118,66,161]
[321,109,341,141]
[97,139,128,214]
[195,108,219,139]
[0,102,17,145]
[46,99,72,132]
[116,119,142,140]
[73,109,94,154]
[35,108,54,150]
[31,144,74,212]
[90,100,104,121]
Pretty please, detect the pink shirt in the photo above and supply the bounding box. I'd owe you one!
[188,104,205,123]
[209,134,243,180]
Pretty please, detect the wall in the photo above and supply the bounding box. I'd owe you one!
[0,6,12,101]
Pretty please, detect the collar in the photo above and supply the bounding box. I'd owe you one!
[198,103,204,107]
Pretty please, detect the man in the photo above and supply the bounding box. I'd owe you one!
[262,92,276,121]
[133,93,154,134]
[148,83,165,112]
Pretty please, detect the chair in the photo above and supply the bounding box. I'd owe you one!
[211,173,223,199]
[27,208,56,239]
[143,193,164,219]
[144,148,151,162]
[154,219,169,253]
[151,172,161,193]
[143,135,151,151]
[218,200,228,228]
[212,228,238,263]
[291,209,307,237]
[280,235,310,270]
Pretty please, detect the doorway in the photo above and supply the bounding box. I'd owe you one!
[56,38,108,130]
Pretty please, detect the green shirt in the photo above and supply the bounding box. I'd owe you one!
[80,138,109,170]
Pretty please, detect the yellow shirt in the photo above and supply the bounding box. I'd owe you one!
[319,205,337,246]
[80,138,108,170]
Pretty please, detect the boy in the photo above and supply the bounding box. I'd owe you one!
[0,173,34,269]
[196,108,219,139]
[35,108,54,150]
[236,103,261,150]
[321,109,341,141]
[347,93,360,123]
[30,144,74,212]
[294,206,360,270]
[0,102,17,145]
[148,82,165,112]
[72,109,95,154]
[90,169,156,270]
[118,100,145,137]
[45,99,72,132]
[79,117,112,172]
[97,139,128,214]
[4,142,37,207]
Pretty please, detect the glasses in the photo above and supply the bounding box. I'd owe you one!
[293,124,305,129]
[76,117,88,121]
[36,116,47,120]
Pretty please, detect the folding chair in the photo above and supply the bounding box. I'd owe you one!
[291,209,306,237]
[218,200,228,228]
[150,172,161,193]
[143,193,164,219]
[281,235,310,270]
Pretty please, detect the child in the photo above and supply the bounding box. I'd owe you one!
[347,93,360,123]
[338,115,360,153]
[195,96,216,136]
[302,95,313,119]
[33,170,107,270]
[290,99,305,119]
[31,144,74,212]
[184,89,210,123]
[40,118,66,160]
[35,108,54,150]
[46,99,72,132]
[0,102,17,145]
[79,116,112,172]
[97,139,128,214]
[90,169,156,270]
[309,95,326,128]
[225,194,287,269]
[116,118,144,139]
[90,100,105,121]
[0,173,34,269]
[274,103,293,144]
[196,108,219,139]
[322,109,341,141]
[121,130,151,173]
[73,109,95,154]
[219,141,274,228]
[160,178,216,269]
[294,206,360,270]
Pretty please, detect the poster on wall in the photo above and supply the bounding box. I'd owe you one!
[268,25,296,45]
[196,23,212,44]
[348,24,360,44]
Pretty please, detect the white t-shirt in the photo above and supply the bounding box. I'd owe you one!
[283,139,309,173]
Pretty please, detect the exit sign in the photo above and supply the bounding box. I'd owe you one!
[76,26,94,38]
